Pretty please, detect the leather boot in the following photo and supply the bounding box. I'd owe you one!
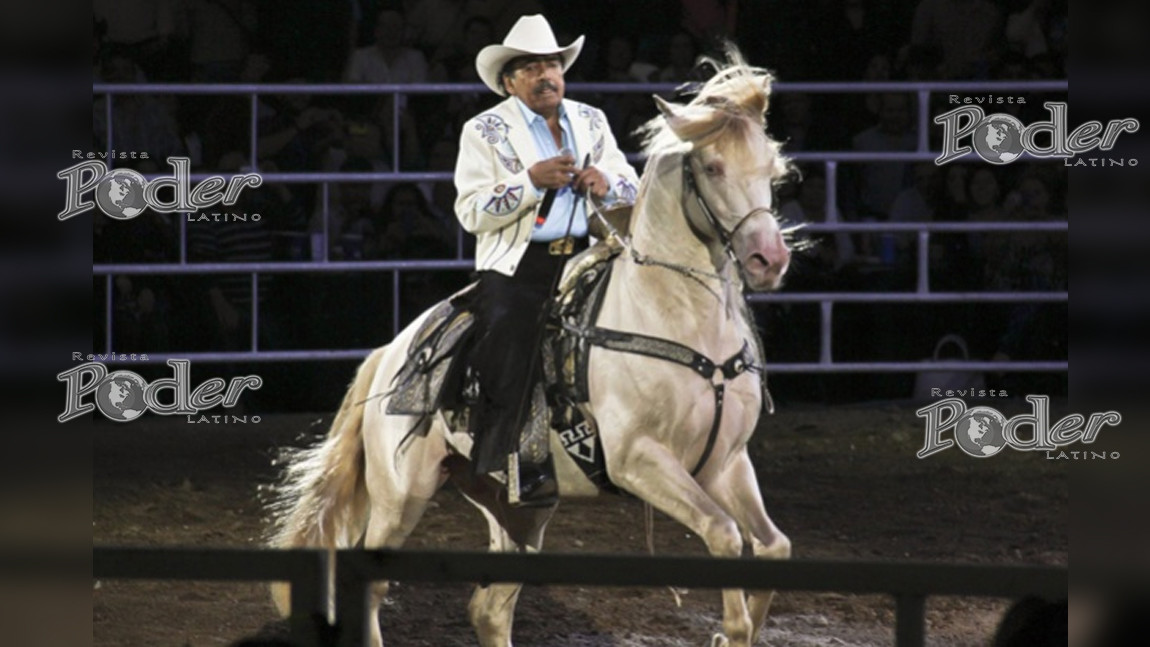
[513,455,558,507]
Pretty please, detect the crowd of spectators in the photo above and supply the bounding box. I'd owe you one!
[91,0,1068,404]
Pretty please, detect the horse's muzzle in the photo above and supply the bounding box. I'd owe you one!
[740,230,790,291]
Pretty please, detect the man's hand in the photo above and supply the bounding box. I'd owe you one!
[573,166,609,199]
[528,153,577,190]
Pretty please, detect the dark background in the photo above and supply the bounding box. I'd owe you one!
[2,0,1148,644]
[89,0,1069,409]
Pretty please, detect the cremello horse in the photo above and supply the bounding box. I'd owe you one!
[270,52,793,647]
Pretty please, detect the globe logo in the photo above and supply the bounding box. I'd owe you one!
[953,406,1007,457]
[94,168,149,219]
[94,370,148,422]
[971,115,1025,165]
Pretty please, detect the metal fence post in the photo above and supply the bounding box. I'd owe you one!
[335,552,372,647]
[105,274,114,353]
[250,93,259,169]
[251,272,260,351]
[916,230,930,294]
[289,549,334,646]
[819,300,834,366]
[894,594,926,647]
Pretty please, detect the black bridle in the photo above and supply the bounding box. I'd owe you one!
[680,154,777,283]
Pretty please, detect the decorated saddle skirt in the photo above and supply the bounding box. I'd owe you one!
[385,247,622,490]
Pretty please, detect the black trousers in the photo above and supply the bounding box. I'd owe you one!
[468,240,583,473]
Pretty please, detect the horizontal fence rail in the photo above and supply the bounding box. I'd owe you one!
[90,80,1069,375]
[91,546,1067,647]
[94,547,331,645]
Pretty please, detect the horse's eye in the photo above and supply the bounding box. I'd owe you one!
[703,162,723,176]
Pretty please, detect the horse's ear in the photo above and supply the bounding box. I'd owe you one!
[653,95,692,141]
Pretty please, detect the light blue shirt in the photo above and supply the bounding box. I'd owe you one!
[515,98,588,241]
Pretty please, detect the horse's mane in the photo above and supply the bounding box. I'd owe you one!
[638,45,789,182]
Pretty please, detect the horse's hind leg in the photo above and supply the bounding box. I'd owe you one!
[361,417,451,647]
[702,449,791,644]
[447,456,557,647]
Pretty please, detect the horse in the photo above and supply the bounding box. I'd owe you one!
[269,51,794,647]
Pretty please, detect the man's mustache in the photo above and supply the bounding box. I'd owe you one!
[534,81,559,94]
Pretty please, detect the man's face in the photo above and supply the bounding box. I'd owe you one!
[502,55,565,115]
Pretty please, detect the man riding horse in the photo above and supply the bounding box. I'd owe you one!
[454,15,640,505]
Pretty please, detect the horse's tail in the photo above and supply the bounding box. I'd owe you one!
[267,346,385,617]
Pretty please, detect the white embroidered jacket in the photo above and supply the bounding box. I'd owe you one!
[454,97,640,276]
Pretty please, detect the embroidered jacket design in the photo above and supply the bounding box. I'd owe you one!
[497,148,524,173]
[615,177,638,204]
[592,135,605,164]
[474,113,510,144]
[578,104,604,132]
[483,184,524,215]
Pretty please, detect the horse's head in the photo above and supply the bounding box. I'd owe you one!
[641,52,792,291]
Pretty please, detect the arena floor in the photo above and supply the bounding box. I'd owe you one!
[93,401,1067,646]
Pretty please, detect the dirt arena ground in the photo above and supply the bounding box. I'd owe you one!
[93,400,1068,646]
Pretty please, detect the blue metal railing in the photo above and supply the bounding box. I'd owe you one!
[91,80,1069,373]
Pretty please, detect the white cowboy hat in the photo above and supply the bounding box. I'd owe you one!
[475,15,584,96]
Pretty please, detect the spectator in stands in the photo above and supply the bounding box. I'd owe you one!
[897,43,944,81]
[595,36,654,152]
[406,0,470,61]
[185,0,257,82]
[93,49,185,164]
[430,15,496,83]
[425,136,470,258]
[821,0,899,81]
[848,92,916,220]
[657,31,700,82]
[312,156,378,261]
[258,81,346,172]
[984,170,1067,387]
[1005,0,1053,58]
[966,167,1004,223]
[375,182,458,326]
[373,182,453,260]
[425,16,500,145]
[93,0,183,81]
[861,52,892,124]
[679,0,736,43]
[371,88,425,171]
[192,51,272,169]
[477,0,548,42]
[935,163,970,220]
[890,163,939,223]
[911,0,1003,78]
[780,166,858,277]
[188,151,278,351]
[771,92,843,152]
[327,117,393,211]
[344,9,429,86]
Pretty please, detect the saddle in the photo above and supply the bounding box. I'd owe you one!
[386,241,621,490]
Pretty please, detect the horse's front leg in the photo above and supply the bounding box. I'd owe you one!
[702,449,791,644]
[607,438,755,647]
